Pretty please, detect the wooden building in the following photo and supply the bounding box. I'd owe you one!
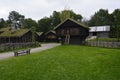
[88,26,110,39]
[35,32,45,42]
[54,18,89,45]
[0,27,32,44]
[45,30,58,42]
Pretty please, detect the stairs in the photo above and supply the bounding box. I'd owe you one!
[65,34,70,44]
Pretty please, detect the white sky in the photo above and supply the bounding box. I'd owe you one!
[0,0,120,21]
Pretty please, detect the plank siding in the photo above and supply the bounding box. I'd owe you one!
[54,18,89,45]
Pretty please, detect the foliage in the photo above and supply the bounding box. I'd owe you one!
[0,46,120,80]
[112,9,120,25]
[81,18,89,26]
[88,9,110,26]
[8,11,25,23]
[60,9,82,22]
[37,17,52,32]
[112,9,120,40]
[23,18,37,29]
[37,10,83,32]
[0,18,8,29]
[50,11,61,27]
[0,27,30,37]
[0,10,82,33]
[8,11,25,29]
[0,9,120,38]
[0,42,40,53]
[60,10,71,21]
[87,8,120,39]
[31,26,36,42]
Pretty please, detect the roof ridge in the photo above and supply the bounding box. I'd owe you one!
[0,28,31,37]
[54,18,89,30]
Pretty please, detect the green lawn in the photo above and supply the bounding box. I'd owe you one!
[0,46,120,80]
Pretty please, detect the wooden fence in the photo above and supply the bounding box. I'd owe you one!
[0,42,38,52]
[86,41,120,48]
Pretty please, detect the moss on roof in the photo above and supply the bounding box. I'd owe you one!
[45,30,56,35]
[0,27,30,37]
[54,18,89,30]
[36,32,44,36]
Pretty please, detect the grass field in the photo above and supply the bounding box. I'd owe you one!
[0,46,120,80]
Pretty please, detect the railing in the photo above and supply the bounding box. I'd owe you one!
[85,41,120,48]
[0,42,38,52]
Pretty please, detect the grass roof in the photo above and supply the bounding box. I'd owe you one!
[45,30,56,35]
[0,27,30,37]
[54,18,89,30]
[36,32,44,36]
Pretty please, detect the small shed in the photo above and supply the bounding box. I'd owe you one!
[88,26,110,39]
[0,27,32,44]
[45,30,58,42]
[54,18,89,45]
[35,32,45,42]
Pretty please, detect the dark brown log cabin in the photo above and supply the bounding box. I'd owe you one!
[0,27,32,44]
[45,30,58,42]
[35,32,45,42]
[54,18,89,45]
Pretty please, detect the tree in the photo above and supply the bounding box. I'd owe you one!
[8,11,25,28]
[31,26,36,42]
[88,9,110,26]
[70,11,82,22]
[37,17,52,32]
[60,9,82,22]
[36,10,83,32]
[60,10,71,21]
[50,11,61,28]
[112,9,120,41]
[82,17,89,26]
[8,11,25,22]
[23,18,37,29]
[0,18,8,29]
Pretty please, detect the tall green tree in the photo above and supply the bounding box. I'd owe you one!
[70,11,82,22]
[8,11,24,23]
[60,10,82,22]
[0,18,8,29]
[23,18,37,29]
[82,18,89,26]
[60,10,71,22]
[37,17,52,32]
[37,10,83,32]
[109,13,116,38]
[8,11,25,29]
[88,9,110,26]
[31,26,36,42]
[112,9,120,40]
[50,11,61,28]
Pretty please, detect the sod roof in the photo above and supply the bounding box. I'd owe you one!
[54,18,89,30]
[36,32,44,36]
[0,27,30,37]
[45,30,56,35]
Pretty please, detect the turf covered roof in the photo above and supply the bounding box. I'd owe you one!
[45,30,56,35]
[0,27,30,37]
[36,32,44,36]
[54,18,89,30]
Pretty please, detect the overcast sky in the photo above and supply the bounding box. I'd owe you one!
[0,0,120,21]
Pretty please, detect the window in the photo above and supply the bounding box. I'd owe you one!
[93,32,97,36]
[70,28,80,35]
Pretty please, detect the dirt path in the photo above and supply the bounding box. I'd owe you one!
[0,43,60,60]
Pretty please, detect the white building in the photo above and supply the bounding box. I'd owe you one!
[88,25,110,39]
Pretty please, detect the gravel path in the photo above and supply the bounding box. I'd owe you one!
[0,43,60,60]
